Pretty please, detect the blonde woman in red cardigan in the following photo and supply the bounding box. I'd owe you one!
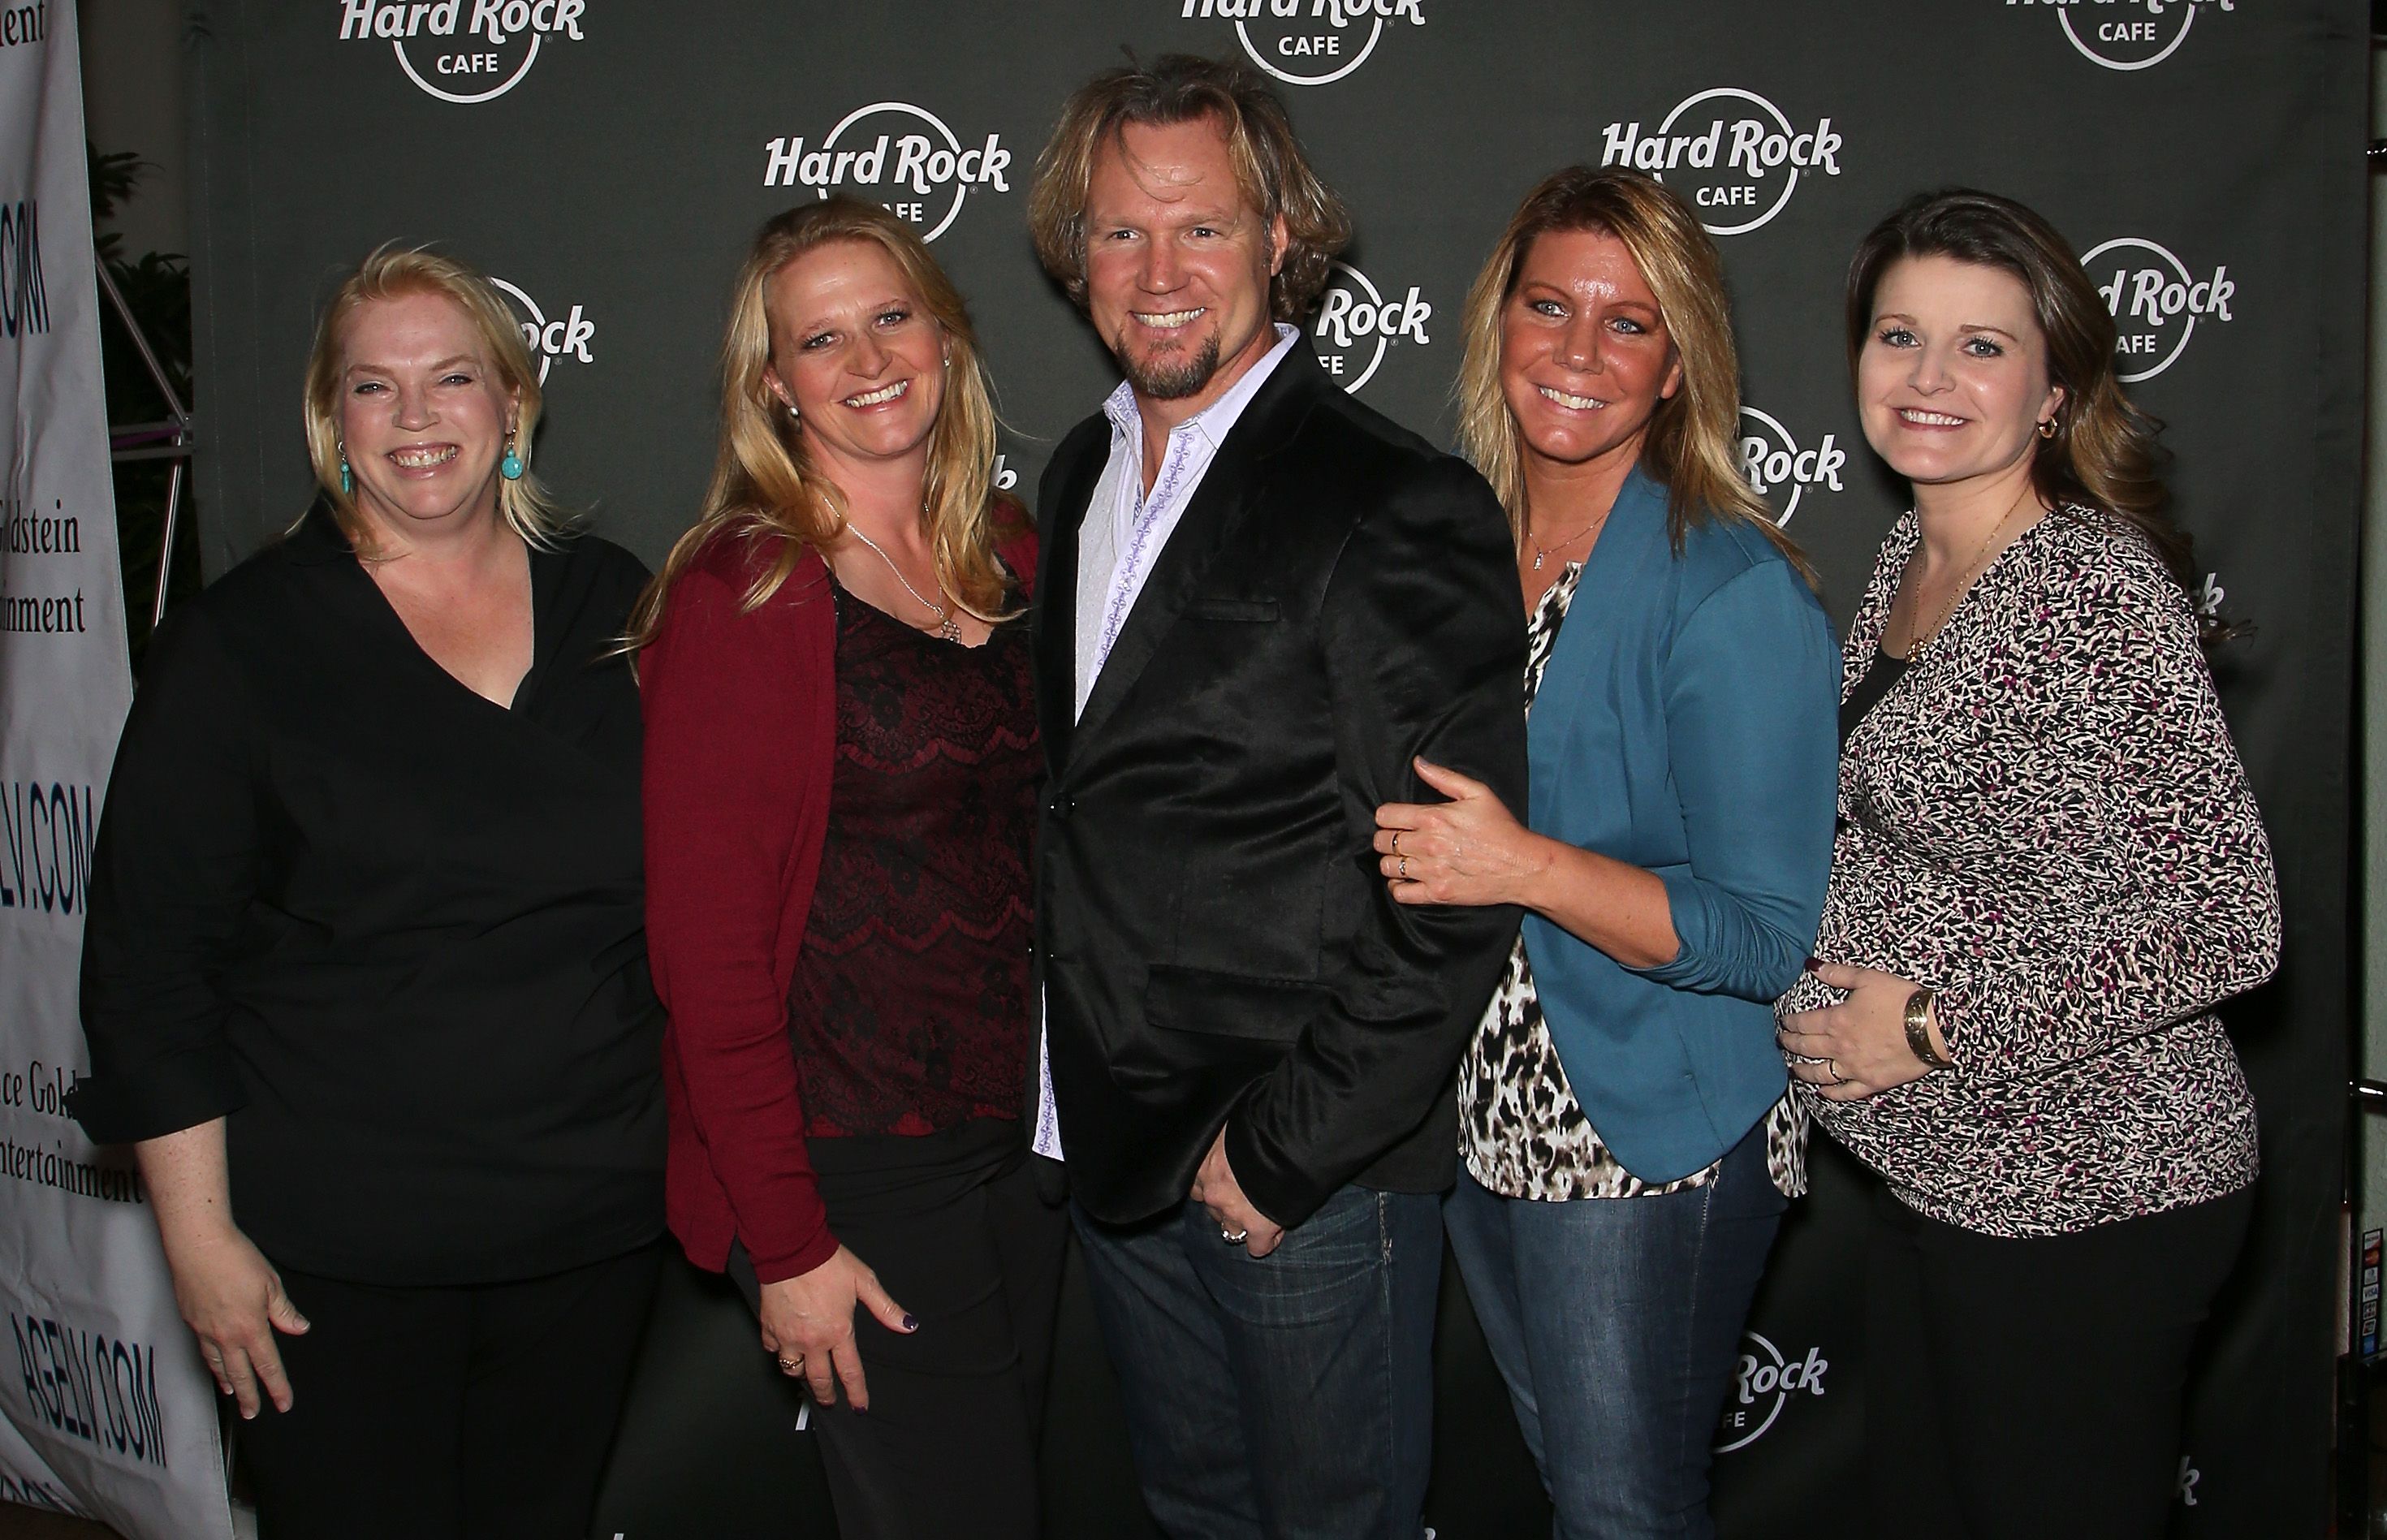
[628,200,1055,1540]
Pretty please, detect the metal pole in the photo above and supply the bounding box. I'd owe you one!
[93,259,194,625]
[152,459,183,631]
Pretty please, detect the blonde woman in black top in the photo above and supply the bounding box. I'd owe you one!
[1777,191,2277,1540]
[74,248,663,1539]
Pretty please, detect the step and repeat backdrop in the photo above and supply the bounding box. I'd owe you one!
[183,2,2362,1535]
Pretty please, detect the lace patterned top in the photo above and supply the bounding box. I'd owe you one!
[1779,507,2277,1237]
[1461,560,1804,1201]
[790,579,1041,1138]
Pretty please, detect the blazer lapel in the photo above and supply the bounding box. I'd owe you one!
[1068,352,1325,757]
[1034,426,1107,773]
[1526,465,1669,808]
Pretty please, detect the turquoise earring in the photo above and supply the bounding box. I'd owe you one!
[337,446,352,496]
[499,430,524,481]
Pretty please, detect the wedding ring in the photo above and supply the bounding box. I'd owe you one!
[1399,856,1409,880]
[1391,831,1401,854]
[777,1354,803,1371]
[1220,1227,1250,1245]
[1826,1059,1848,1086]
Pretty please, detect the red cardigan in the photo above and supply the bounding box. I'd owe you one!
[642,520,1038,1286]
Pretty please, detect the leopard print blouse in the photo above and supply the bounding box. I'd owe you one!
[1779,507,2277,1237]
[1460,561,1803,1201]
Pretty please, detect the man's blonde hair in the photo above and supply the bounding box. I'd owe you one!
[1028,54,1350,321]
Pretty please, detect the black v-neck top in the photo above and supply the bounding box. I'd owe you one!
[1839,645,1913,747]
[72,507,665,1285]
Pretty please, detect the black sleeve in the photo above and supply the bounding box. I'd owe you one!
[1223,456,1528,1226]
[70,606,261,1144]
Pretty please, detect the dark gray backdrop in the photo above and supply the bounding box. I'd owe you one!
[183,2,2365,1534]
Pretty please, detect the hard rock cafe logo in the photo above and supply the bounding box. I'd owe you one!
[490,278,594,385]
[1180,0,1426,88]
[762,103,1013,244]
[336,0,586,105]
[2080,236,2233,382]
[2007,0,2234,72]
[1739,407,1845,528]
[1716,1331,1828,1452]
[1310,262,1431,395]
[1600,88,1843,238]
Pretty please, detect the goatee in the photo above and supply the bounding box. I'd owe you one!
[1117,330,1223,401]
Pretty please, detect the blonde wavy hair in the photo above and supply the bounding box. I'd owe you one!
[1455,166,1811,582]
[624,200,1013,653]
[299,244,569,554]
[1028,53,1350,321]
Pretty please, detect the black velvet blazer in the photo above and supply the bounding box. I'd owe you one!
[1031,349,1526,1228]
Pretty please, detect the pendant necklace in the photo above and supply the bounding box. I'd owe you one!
[1529,512,1606,572]
[846,523,964,643]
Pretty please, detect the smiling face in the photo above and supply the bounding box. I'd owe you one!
[337,289,517,538]
[1498,227,1683,481]
[1857,253,2065,493]
[762,238,947,481]
[1082,114,1288,416]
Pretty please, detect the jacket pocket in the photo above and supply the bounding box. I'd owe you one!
[1146,963,1323,1045]
[1187,596,1280,623]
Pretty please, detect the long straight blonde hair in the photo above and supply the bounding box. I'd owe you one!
[1454,166,1812,583]
[624,200,1014,652]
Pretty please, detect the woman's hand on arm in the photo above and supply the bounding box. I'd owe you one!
[1374,757,1681,969]
[136,1120,308,1418]
[756,1245,916,1410]
[1776,961,1950,1102]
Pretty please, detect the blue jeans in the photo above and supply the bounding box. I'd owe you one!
[1072,1185,1442,1540]
[1444,1124,1785,1540]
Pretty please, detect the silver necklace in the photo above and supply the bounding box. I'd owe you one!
[1528,512,1606,572]
[845,523,963,643]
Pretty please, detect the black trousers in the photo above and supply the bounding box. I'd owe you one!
[1866,1179,2254,1540]
[235,1241,662,1540]
[729,1131,1069,1540]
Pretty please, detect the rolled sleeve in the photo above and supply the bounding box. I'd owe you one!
[1625,562,1839,1003]
[71,607,261,1145]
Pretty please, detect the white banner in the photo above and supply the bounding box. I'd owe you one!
[0,3,231,1534]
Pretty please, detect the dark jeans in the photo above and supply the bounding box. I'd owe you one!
[1866,1178,2255,1540]
[1073,1184,1442,1540]
[727,1129,1068,1540]
[237,1241,663,1540]
[1444,1124,1785,1540]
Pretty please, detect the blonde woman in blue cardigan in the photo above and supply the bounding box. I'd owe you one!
[1374,167,1838,1539]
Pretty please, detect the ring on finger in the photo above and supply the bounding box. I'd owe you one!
[1220,1226,1250,1245]
[777,1353,803,1371]
[1391,831,1401,854]
[1826,1059,1849,1085]
[1398,856,1409,880]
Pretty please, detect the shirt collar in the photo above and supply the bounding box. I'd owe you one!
[1102,322,1301,453]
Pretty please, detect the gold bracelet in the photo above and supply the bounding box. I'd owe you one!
[1904,988,1953,1071]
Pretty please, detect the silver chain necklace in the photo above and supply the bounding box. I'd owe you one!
[844,523,963,644]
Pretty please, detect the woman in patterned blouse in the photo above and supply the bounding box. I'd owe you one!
[1776,190,2278,1540]
[1372,167,1840,1538]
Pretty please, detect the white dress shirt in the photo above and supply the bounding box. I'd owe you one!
[1033,323,1302,1162]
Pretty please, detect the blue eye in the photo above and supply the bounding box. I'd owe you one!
[1530,299,1565,317]
[1876,326,1916,347]
[1962,336,2004,358]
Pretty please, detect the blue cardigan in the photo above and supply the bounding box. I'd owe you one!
[1524,468,1840,1183]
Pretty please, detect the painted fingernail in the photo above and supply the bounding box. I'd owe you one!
[901,1314,919,1331]
[1803,956,1822,972]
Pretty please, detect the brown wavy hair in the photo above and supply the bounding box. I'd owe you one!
[1028,53,1350,321]
[622,200,1015,655]
[1845,189,2205,618]
[1454,166,1811,583]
